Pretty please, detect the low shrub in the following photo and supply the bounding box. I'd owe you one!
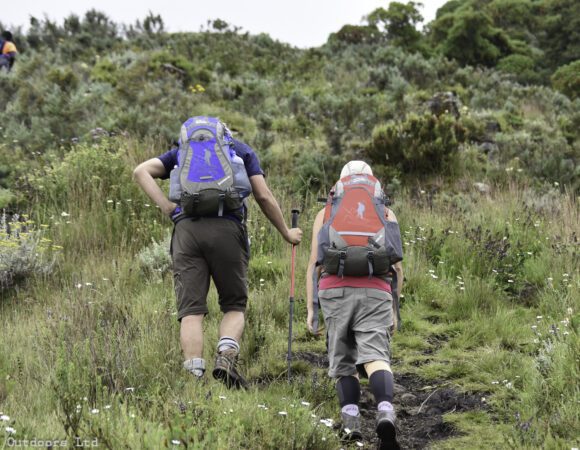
[0,212,59,293]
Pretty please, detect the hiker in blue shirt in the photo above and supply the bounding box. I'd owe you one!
[134,117,302,389]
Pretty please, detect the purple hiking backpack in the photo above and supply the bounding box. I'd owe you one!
[168,116,251,219]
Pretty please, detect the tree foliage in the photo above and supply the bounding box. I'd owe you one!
[366,1,427,53]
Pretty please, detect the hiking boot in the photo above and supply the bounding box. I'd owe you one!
[376,410,400,450]
[212,349,248,389]
[340,412,363,441]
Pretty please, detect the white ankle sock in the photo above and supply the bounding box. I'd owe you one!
[217,336,240,353]
[341,404,359,416]
[378,401,394,412]
[183,358,205,377]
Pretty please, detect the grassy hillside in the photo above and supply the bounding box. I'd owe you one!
[1,3,579,449]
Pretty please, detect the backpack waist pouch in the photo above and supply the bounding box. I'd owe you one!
[181,189,244,218]
[323,245,391,277]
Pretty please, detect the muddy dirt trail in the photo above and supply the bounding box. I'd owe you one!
[295,351,485,449]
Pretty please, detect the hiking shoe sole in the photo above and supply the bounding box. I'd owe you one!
[212,367,248,390]
[341,430,363,442]
[377,419,400,450]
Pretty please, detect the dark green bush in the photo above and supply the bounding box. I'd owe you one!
[551,60,580,100]
[497,54,541,85]
[367,113,468,176]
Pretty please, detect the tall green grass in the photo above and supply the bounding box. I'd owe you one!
[0,140,578,448]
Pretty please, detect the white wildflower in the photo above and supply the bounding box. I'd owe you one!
[5,427,15,434]
[171,440,180,445]
[301,401,310,406]
[61,212,70,217]
[219,396,227,400]
[278,411,288,416]
[125,387,135,392]
[320,418,334,427]
[0,415,9,422]
[90,409,99,414]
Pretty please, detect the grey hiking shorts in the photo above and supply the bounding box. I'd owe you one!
[171,217,249,320]
[319,287,393,378]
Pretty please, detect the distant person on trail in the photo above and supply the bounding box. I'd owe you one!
[0,31,17,72]
[134,116,302,389]
[306,161,404,449]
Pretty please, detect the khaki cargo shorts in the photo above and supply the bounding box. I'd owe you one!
[319,287,392,378]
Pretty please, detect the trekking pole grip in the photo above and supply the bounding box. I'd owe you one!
[291,209,300,228]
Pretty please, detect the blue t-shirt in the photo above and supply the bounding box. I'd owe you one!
[157,138,263,180]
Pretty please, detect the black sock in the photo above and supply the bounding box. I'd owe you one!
[369,370,394,404]
[337,376,361,408]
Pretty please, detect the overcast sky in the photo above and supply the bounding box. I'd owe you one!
[8,0,448,48]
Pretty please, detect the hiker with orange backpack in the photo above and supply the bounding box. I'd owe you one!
[0,31,17,72]
[306,161,403,449]
[134,117,302,389]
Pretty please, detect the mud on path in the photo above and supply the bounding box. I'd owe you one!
[294,352,485,449]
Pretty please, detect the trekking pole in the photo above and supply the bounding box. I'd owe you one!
[287,209,300,383]
[312,268,320,334]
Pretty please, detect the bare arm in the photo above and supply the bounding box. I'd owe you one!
[385,208,404,297]
[133,158,177,216]
[386,207,404,331]
[250,174,302,244]
[306,209,324,333]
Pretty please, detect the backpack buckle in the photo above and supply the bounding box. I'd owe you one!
[367,251,374,278]
[218,193,226,216]
[337,251,347,278]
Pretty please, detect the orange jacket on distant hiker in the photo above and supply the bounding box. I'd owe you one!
[1,41,17,54]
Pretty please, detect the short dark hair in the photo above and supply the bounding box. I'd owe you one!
[1,31,13,41]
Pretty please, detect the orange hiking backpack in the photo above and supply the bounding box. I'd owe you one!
[317,174,403,277]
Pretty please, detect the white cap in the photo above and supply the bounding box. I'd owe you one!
[340,160,373,178]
